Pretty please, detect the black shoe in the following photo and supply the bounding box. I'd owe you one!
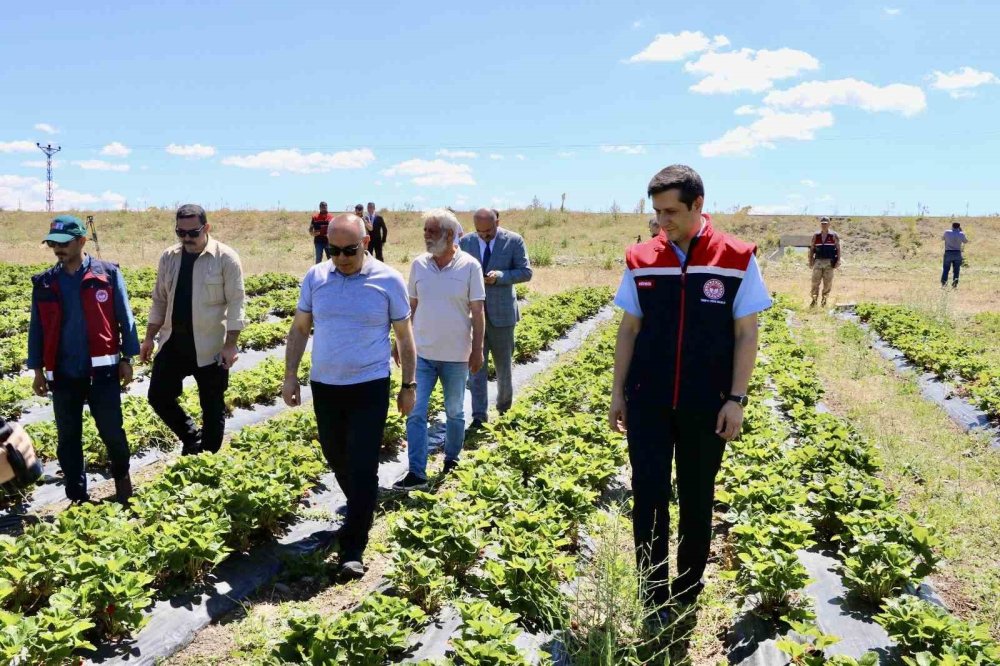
[642,608,674,635]
[338,559,365,581]
[392,472,428,492]
[68,496,94,506]
[114,475,133,506]
[442,459,459,475]
[468,418,486,432]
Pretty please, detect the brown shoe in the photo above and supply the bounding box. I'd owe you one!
[115,475,133,506]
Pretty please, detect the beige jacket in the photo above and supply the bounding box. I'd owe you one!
[149,238,247,367]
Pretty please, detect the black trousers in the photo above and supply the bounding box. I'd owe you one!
[370,242,384,261]
[51,371,131,500]
[626,403,726,607]
[148,335,229,453]
[311,377,391,561]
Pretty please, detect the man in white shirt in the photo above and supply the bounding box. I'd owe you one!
[394,209,486,490]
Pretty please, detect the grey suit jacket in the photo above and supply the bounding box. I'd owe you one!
[459,228,532,327]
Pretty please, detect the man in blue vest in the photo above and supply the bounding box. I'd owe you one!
[610,165,771,623]
[27,215,140,504]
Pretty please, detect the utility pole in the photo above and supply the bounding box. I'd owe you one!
[36,143,62,212]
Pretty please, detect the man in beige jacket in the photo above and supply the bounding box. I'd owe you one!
[139,204,247,455]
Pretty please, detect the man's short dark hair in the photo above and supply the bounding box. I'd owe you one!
[367,201,375,207]
[320,201,328,207]
[952,222,961,230]
[176,204,207,225]
[646,165,704,209]
[354,204,363,210]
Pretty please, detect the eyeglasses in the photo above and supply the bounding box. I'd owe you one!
[330,243,362,257]
[46,239,74,248]
[175,225,206,238]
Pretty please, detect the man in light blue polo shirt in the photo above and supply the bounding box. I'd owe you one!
[282,213,417,581]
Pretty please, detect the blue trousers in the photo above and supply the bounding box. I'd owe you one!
[941,251,962,285]
[406,356,468,480]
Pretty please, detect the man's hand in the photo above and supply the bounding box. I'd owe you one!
[119,361,133,388]
[397,388,415,416]
[485,271,500,285]
[220,344,239,370]
[716,401,744,441]
[808,259,815,268]
[469,346,484,375]
[609,392,627,433]
[281,375,301,407]
[139,338,155,364]
[32,371,48,397]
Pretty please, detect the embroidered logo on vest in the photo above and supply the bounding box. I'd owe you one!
[95,289,110,303]
[637,279,654,289]
[703,279,725,300]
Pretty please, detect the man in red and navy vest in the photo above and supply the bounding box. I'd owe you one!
[610,165,772,622]
[27,215,140,504]
[310,201,334,264]
[808,216,840,307]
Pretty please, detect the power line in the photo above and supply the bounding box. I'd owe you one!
[36,143,61,212]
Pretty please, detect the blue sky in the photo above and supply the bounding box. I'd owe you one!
[2,0,998,215]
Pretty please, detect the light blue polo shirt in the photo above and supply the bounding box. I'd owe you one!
[297,257,411,385]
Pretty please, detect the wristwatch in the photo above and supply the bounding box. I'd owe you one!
[727,393,748,407]
[400,382,417,391]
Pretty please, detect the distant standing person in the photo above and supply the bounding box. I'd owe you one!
[355,204,369,231]
[310,201,334,264]
[366,202,389,261]
[808,216,840,308]
[282,214,416,580]
[27,216,140,504]
[648,217,660,238]
[394,209,485,491]
[941,221,969,288]
[141,204,247,456]
[459,208,533,428]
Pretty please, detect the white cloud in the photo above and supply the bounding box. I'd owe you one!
[21,159,63,168]
[626,30,729,63]
[632,20,643,29]
[734,105,758,115]
[600,145,647,155]
[884,7,901,15]
[801,179,817,188]
[818,194,834,202]
[699,109,835,157]
[763,78,926,116]
[928,66,1000,98]
[73,160,131,172]
[0,140,38,153]
[34,123,58,135]
[269,171,281,177]
[0,174,126,211]
[381,158,475,187]
[556,151,576,158]
[222,148,375,174]
[436,149,478,159]
[489,153,505,160]
[100,141,131,157]
[515,154,526,161]
[165,143,217,159]
[374,179,384,186]
[749,203,796,215]
[685,48,820,94]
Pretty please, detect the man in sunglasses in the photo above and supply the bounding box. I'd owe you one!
[282,214,416,581]
[27,215,140,504]
[140,204,247,456]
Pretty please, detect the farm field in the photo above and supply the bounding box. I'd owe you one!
[0,210,999,664]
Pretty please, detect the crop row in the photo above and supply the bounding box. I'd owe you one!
[854,303,1000,420]
[271,320,626,665]
[724,301,999,665]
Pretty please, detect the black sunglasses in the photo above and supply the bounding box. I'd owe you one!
[330,243,362,257]
[175,225,206,238]
[46,239,74,248]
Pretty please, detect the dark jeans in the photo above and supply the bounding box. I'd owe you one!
[942,250,963,286]
[148,335,229,453]
[51,371,131,500]
[626,403,726,607]
[315,241,332,264]
[370,243,384,261]
[311,377,391,561]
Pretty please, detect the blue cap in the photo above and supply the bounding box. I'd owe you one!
[43,215,87,243]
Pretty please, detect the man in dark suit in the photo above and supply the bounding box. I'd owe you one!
[459,208,532,427]
[366,202,389,261]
